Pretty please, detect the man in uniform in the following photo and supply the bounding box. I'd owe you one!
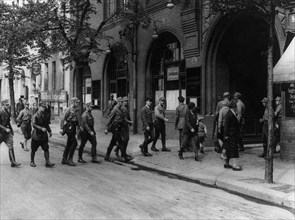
[151,97,170,152]
[16,97,25,117]
[17,101,32,151]
[234,92,246,151]
[78,102,101,163]
[0,99,21,167]
[104,97,130,162]
[274,96,282,153]
[175,96,187,150]
[30,101,55,167]
[139,98,154,156]
[60,97,83,166]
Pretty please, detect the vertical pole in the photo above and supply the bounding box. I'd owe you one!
[132,22,138,134]
[265,1,275,183]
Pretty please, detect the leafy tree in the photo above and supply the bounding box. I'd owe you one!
[210,0,294,183]
[0,1,51,121]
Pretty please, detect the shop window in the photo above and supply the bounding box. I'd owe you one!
[186,68,201,113]
[92,80,101,109]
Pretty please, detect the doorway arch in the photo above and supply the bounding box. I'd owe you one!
[204,13,281,141]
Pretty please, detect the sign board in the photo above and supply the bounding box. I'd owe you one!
[284,82,295,117]
[32,63,41,76]
[167,66,179,81]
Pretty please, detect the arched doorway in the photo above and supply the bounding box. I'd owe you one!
[205,14,280,142]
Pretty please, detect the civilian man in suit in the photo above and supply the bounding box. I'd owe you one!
[178,102,201,161]
[30,101,55,167]
[175,96,187,150]
[139,98,154,156]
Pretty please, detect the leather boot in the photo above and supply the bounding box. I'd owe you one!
[67,158,76,166]
[178,150,184,160]
[9,149,21,167]
[44,151,55,167]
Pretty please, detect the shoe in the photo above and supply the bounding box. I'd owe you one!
[24,147,29,152]
[45,162,55,167]
[151,147,159,152]
[139,145,144,154]
[61,158,68,165]
[78,158,86,163]
[195,157,202,162]
[67,160,76,166]
[224,164,233,169]
[104,157,113,162]
[30,161,36,167]
[144,152,153,157]
[91,158,101,163]
[232,166,242,171]
[162,147,171,152]
[20,142,24,149]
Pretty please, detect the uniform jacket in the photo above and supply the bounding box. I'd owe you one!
[141,105,153,131]
[182,109,198,135]
[236,99,245,123]
[16,102,24,115]
[223,109,240,139]
[60,106,81,129]
[17,108,32,124]
[154,104,166,123]
[175,103,187,130]
[32,110,51,141]
[218,106,229,131]
[81,110,95,134]
[0,107,13,136]
[105,105,124,131]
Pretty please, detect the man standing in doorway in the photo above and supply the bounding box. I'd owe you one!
[0,99,21,167]
[234,92,245,151]
[60,97,82,166]
[151,97,171,152]
[139,98,154,156]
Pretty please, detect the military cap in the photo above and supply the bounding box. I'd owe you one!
[116,97,123,102]
[122,96,129,101]
[70,97,79,103]
[178,96,185,102]
[261,97,268,103]
[223,92,230,98]
[1,99,10,105]
[159,97,166,101]
[85,102,94,107]
[234,92,242,98]
[39,101,47,107]
[187,102,195,110]
[275,96,281,101]
[145,97,152,102]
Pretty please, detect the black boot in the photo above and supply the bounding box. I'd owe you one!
[44,151,55,167]
[178,150,184,160]
[9,149,21,167]
[104,146,113,161]
[30,150,36,167]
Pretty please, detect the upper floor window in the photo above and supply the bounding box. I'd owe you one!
[104,0,122,19]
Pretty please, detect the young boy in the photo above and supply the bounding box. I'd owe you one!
[197,116,207,153]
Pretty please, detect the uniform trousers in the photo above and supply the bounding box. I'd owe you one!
[78,132,97,159]
[142,123,154,153]
[63,133,78,160]
[152,119,166,148]
[106,125,125,157]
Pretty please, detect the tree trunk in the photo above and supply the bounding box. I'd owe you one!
[8,67,16,123]
[74,63,84,112]
[265,2,275,183]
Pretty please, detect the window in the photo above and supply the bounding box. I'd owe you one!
[104,0,121,19]
[92,80,101,109]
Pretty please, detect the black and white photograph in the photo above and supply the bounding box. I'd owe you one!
[0,0,295,219]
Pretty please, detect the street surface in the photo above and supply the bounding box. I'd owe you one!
[1,133,294,220]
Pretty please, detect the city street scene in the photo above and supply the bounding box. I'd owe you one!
[1,0,295,219]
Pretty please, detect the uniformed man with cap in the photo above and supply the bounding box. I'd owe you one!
[274,96,282,153]
[78,102,101,163]
[151,96,171,152]
[175,96,187,149]
[30,101,55,167]
[104,97,130,162]
[17,101,32,151]
[0,99,21,167]
[234,92,246,151]
[60,97,83,166]
[258,97,273,157]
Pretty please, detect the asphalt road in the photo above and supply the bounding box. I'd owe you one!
[0,134,294,220]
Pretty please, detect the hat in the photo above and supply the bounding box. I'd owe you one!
[159,97,166,101]
[234,92,242,98]
[1,99,10,105]
[39,101,47,107]
[70,97,79,103]
[275,96,281,101]
[187,102,195,110]
[85,102,94,107]
[122,96,129,101]
[178,96,185,102]
[223,92,230,98]
[261,97,268,103]
[145,97,152,102]
[116,97,123,102]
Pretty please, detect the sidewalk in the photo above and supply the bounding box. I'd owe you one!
[13,120,295,210]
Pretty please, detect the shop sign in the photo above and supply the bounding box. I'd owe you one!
[167,66,179,81]
[41,92,52,101]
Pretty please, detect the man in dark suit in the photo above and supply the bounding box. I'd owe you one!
[139,98,154,156]
[178,102,201,161]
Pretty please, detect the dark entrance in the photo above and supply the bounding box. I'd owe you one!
[215,15,280,142]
